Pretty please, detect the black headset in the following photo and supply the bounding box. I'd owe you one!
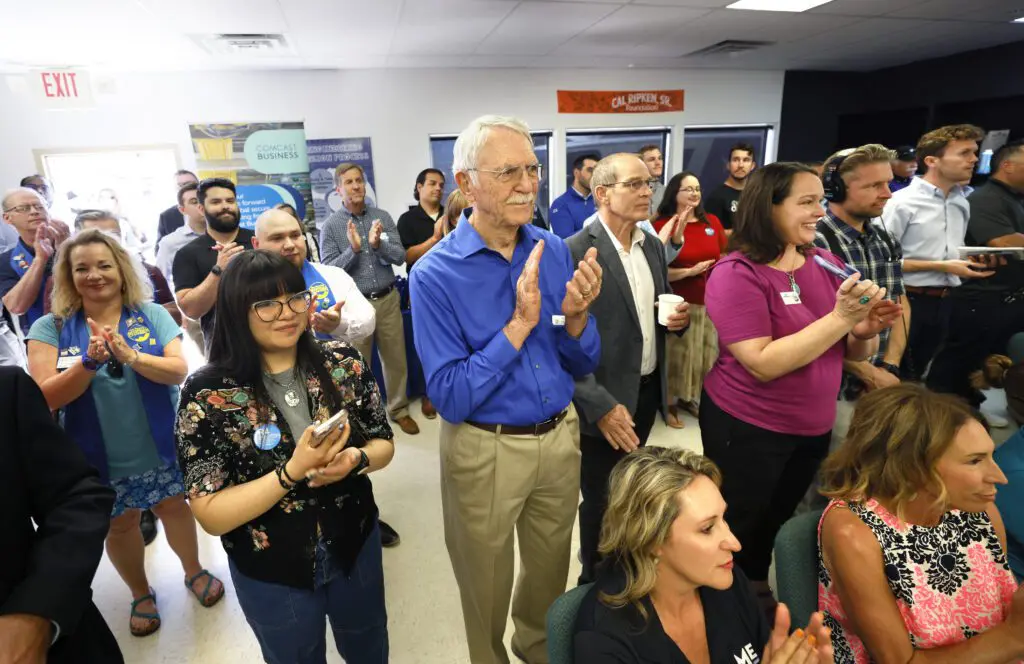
[822,151,853,203]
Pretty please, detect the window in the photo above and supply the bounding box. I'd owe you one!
[36,145,181,260]
[429,131,553,217]
[565,128,670,191]
[681,126,774,192]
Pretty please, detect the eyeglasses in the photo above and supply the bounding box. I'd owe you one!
[252,291,313,323]
[468,163,543,183]
[606,179,659,193]
[3,203,47,214]
[680,186,702,194]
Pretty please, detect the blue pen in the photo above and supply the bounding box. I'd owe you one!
[813,254,861,282]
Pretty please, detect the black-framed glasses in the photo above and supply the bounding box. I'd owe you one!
[252,291,313,323]
[606,178,659,193]
[467,163,543,183]
[3,203,46,214]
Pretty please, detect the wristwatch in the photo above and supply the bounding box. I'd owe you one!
[81,355,103,372]
[881,362,901,378]
[353,448,371,475]
[210,264,223,277]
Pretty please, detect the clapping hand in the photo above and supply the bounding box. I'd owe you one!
[562,247,603,318]
[347,221,362,252]
[762,604,834,664]
[213,241,245,270]
[311,301,344,335]
[513,241,544,330]
[851,299,902,340]
[369,220,383,249]
[32,224,55,262]
[99,322,137,364]
[85,318,111,365]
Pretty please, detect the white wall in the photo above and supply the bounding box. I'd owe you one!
[0,67,784,219]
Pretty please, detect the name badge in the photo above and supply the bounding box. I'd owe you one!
[57,355,80,370]
[253,423,282,451]
[780,291,802,306]
[551,315,566,327]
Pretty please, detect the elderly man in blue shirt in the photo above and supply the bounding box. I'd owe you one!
[410,115,602,664]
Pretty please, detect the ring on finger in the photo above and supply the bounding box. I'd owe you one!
[859,295,871,305]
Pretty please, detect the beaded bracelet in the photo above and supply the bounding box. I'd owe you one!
[274,463,295,491]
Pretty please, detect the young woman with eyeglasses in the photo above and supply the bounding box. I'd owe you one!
[175,250,394,663]
[651,172,728,429]
[25,229,223,637]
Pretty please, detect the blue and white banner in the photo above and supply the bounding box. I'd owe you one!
[307,137,377,229]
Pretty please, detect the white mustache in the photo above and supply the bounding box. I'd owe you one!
[505,195,534,205]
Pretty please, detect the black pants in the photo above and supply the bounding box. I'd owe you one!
[578,374,661,585]
[902,291,953,380]
[698,390,830,582]
[928,289,1024,406]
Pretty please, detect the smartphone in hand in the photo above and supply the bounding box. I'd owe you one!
[310,409,348,447]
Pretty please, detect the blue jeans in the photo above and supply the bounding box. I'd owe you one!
[229,523,389,664]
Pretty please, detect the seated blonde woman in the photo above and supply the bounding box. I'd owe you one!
[575,446,833,664]
[818,383,1024,663]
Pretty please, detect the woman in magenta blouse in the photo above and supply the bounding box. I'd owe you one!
[699,162,901,609]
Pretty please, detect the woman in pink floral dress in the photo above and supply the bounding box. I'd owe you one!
[816,384,1024,663]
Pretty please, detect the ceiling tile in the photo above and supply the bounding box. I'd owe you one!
[551,4,711,55]
[805,0,930,17]
[391,1,517,55]
[475,1,621,55]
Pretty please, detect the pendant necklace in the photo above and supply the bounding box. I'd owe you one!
[264,368,302,408]
[787,271,800,296]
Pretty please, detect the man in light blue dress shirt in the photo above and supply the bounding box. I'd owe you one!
[881,124,992,380]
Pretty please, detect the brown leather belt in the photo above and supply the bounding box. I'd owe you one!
[906,285,950,298]
[467,409,569,436]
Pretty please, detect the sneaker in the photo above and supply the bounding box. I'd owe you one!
[140,509,158,546]
[395,416,420,435]
[983,411,1010,428]
[379,521,401,548]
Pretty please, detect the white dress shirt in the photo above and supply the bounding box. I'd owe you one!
[311,262,376,344]
[598,216,657,375]
[881,177,971,288]
[155,223,205,290]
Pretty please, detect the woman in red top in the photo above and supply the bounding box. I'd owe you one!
[652,172,727,428]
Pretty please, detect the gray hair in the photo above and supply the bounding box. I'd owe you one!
[591,153,645,191]
[452,115,533,182]
[2,187,45,211]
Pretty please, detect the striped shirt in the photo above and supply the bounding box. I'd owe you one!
[815,209,904,397]
[319,205,405,295]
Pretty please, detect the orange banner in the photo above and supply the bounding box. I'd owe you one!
[557,89,684,114]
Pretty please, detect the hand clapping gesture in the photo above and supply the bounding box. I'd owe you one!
[762,604,834,664]
[562,247,603,318]
[513,241,544,330]
[347,221,363,253]
[369,220,383,249]
[309,300,345,335]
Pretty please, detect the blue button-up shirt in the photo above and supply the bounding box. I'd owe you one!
[409,215,601,425]
[549,186,596,239]
[882,176,971,288]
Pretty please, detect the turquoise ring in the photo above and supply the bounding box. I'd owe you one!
[859,295,871,305]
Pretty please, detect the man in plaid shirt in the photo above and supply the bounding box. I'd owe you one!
[814,145,910,445]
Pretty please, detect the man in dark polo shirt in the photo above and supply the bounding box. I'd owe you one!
[172,178,253,348]
[155,170,199,250]
[397,168,446,270]
[929,139,1024,406]
[705,142,756,233]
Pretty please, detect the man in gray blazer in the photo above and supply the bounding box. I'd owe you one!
[567,153,691,584]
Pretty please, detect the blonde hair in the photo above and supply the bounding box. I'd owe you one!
[820,383,984,520]
[441,189,468,237]
[598,447,722,618]
[50,229,152,318]
[827,144,897,183]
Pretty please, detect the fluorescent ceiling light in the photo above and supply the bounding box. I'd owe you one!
[727,0,835,11]
[1014,16,1024,22]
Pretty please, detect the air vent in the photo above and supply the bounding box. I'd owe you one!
[193,33,294,56]
[685,40,774,57]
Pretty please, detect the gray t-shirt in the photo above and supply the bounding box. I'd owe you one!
[263,367,313,440]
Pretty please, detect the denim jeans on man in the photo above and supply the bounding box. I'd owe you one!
[229,522,389,664]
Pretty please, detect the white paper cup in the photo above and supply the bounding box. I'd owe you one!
[658,293,685,326]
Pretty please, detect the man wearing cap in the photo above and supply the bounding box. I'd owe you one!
[889,146,918,193]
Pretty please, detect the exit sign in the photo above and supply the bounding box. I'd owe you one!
[31,68,94,109]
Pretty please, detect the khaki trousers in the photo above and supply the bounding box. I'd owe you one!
[440,406,581,664]
[353,288,409,421]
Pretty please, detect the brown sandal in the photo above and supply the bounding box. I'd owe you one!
[666,405,686,429]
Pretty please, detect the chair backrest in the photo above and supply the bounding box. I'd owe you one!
[773,509,824,629]
[546,583,593,664]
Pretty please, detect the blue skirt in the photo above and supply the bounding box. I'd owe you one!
[109,461,185,518]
